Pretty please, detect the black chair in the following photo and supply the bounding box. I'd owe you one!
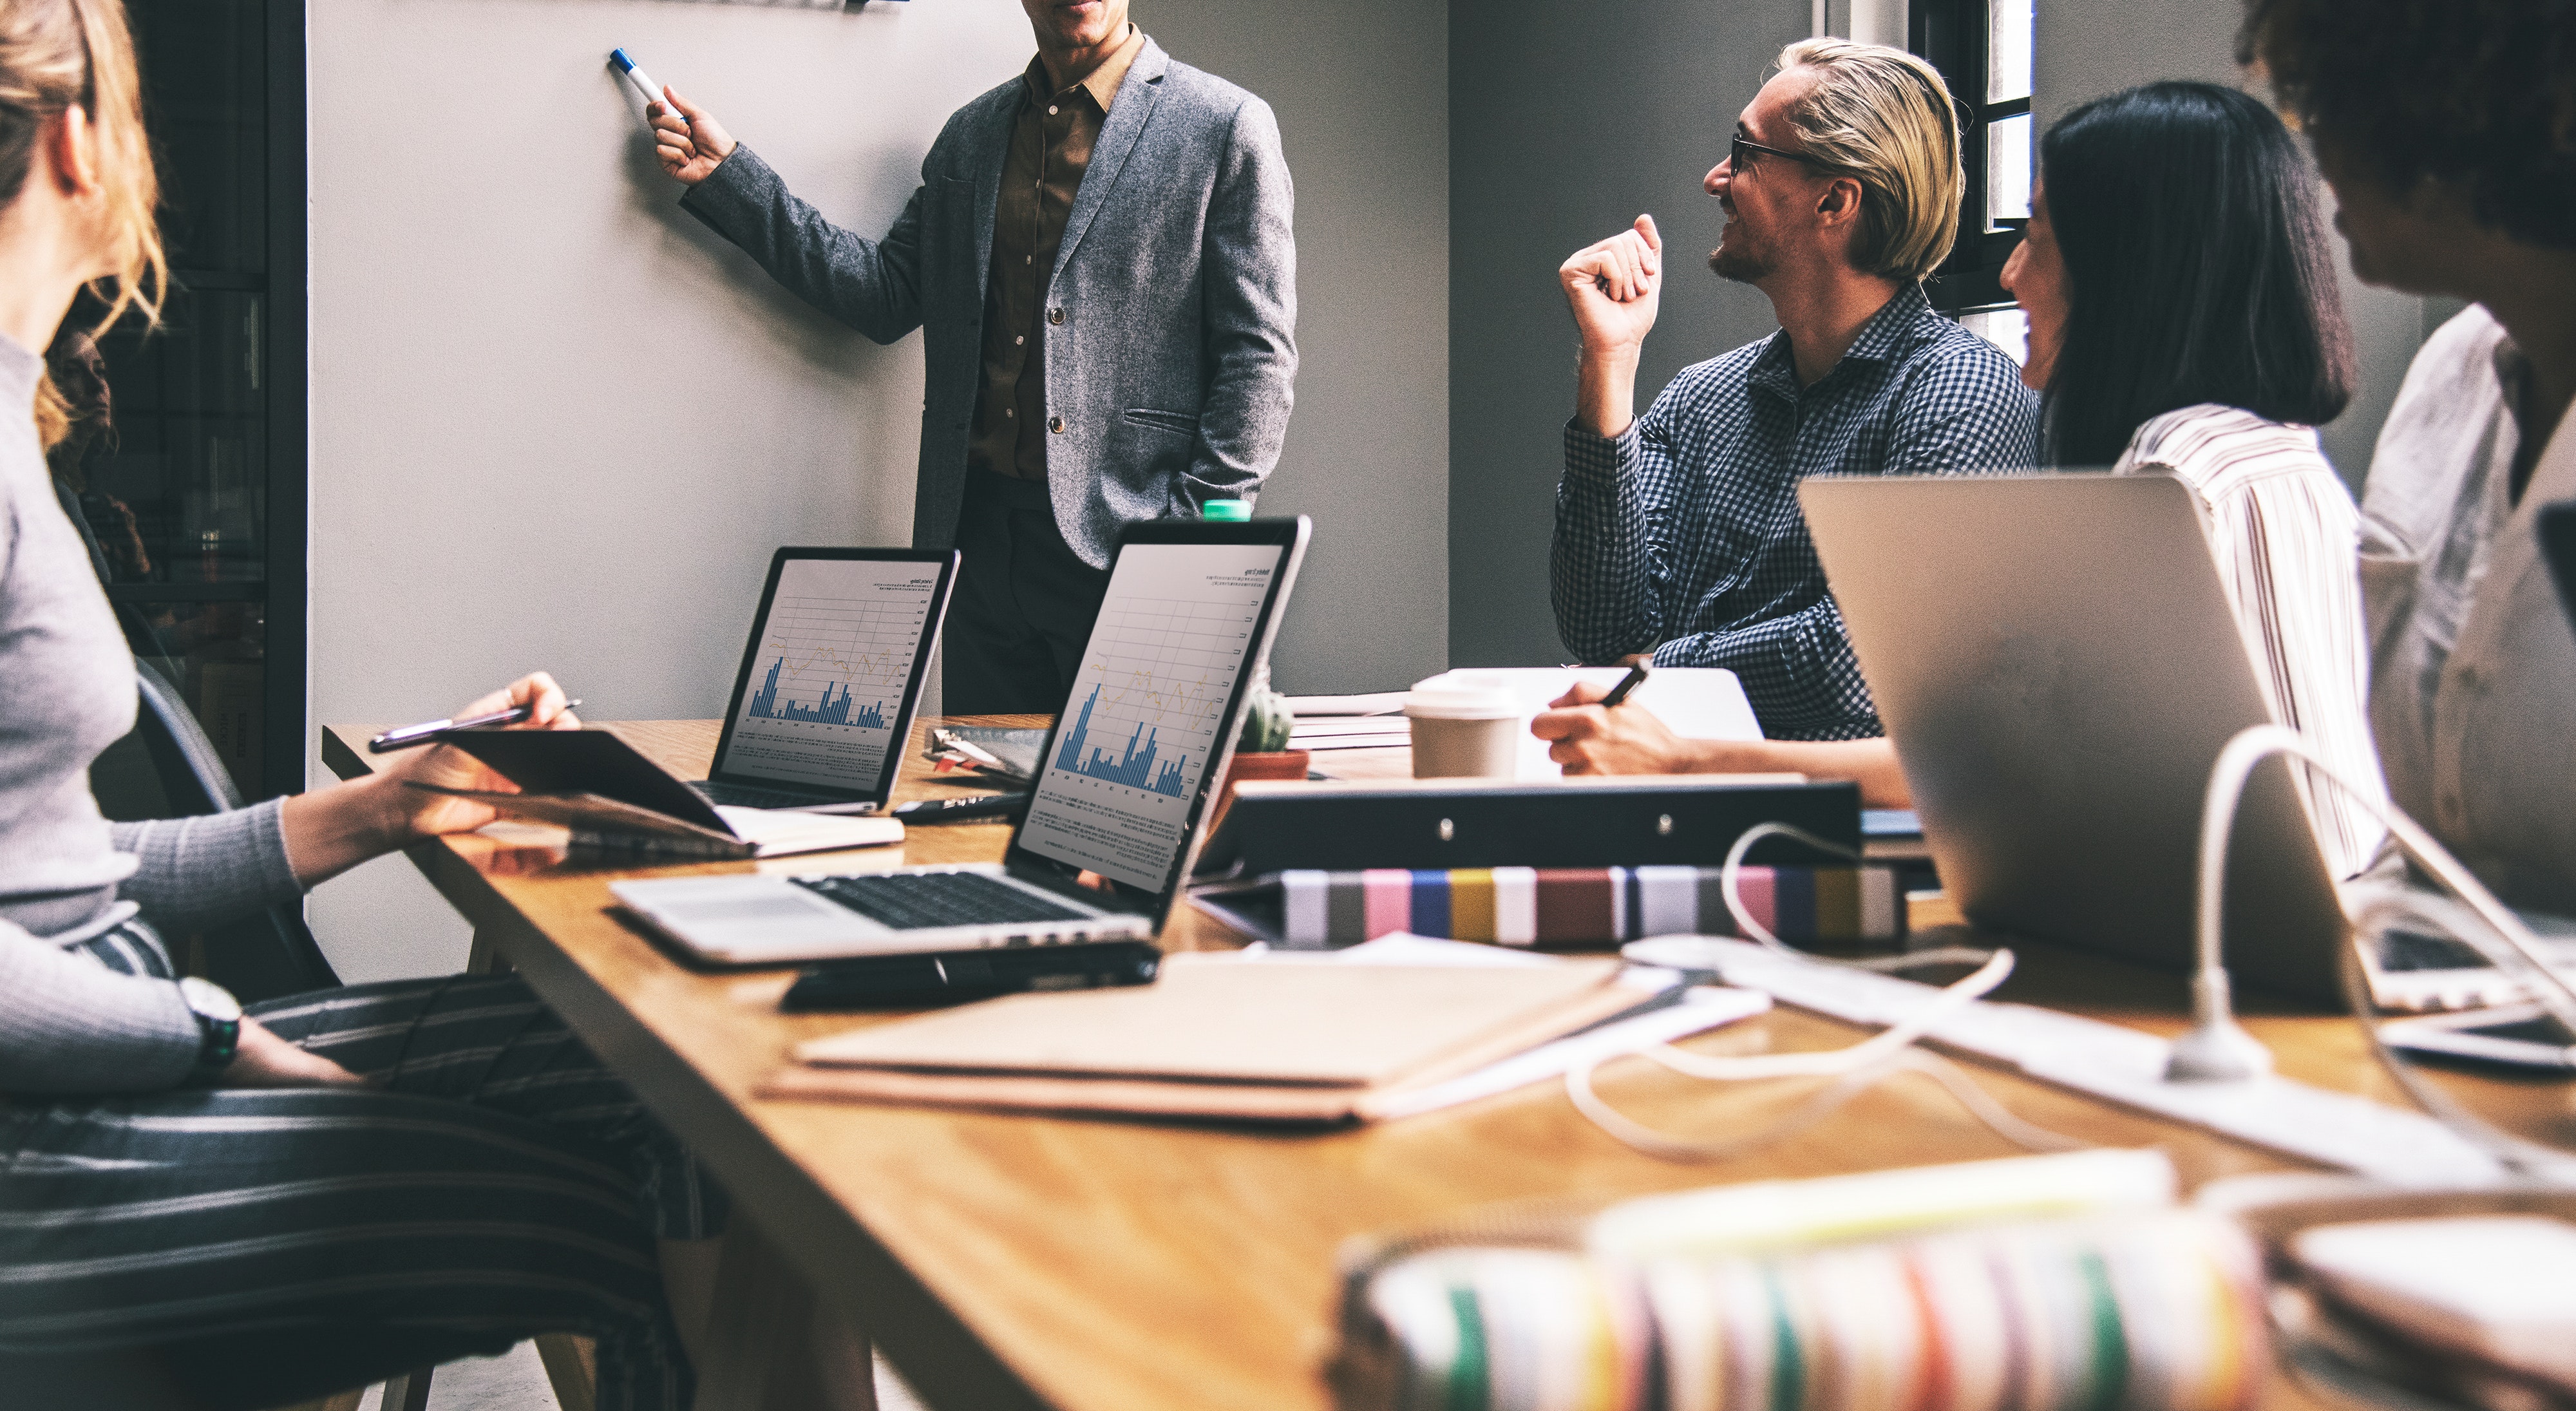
[88,658,341,1002]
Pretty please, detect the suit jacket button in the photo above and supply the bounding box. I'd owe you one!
[1048,416,1066,433]
[1048,307,1065,325]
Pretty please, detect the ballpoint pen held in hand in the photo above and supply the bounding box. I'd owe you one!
[1596,663,1650,709]
[368,699,583,753]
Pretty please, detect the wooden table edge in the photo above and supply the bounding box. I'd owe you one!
[321,726,1057,1411]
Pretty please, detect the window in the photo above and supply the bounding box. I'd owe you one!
[1914,0,2034,339]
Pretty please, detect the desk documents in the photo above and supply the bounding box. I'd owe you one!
[768,951,1669,1123]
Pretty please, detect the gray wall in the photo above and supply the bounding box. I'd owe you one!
[2032,0,2426,488]
[304,0,1450,982]
[1144,0,1450,697]
[1448,0,1812,669]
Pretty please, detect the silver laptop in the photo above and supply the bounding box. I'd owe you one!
[690,547,961,816]
[614,516,1311,965]
[1800,473,2349,1001]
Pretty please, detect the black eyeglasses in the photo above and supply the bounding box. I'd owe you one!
[1730,132,1832,174]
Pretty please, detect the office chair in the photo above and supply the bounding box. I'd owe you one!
[88,659,342,1001]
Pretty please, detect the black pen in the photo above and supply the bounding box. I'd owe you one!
[1597,663,1650,709]
[368,698,582,753]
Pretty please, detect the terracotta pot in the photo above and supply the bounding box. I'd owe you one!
[1209,749,1309,835]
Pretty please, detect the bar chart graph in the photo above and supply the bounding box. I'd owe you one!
[744,658,889,729]
[716,558,942,793]
[1054,686,1191,797]
[1020,542,1287,891]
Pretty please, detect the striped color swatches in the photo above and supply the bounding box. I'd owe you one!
[1276,866,1906,949]
[1336,1211,2266,1411]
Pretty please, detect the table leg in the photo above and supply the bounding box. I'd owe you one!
[698,1218,878,1411]
[466,927,510,976]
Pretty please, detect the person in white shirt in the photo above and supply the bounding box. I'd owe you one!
[1535,81,2387,879]
[2242,0,2576,916]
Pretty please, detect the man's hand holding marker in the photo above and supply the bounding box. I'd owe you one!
[611,48,735,186]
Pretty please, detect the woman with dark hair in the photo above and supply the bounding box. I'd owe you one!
[2008,80,2383,875]
[2240,0,2576,916]
[1535,80,2386,879]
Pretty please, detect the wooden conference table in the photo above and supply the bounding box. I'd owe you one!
[323,717,2569,1411]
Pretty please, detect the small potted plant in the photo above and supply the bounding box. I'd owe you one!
[1211,667,1306,831]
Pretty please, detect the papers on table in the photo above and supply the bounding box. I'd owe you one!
[1289,717,1413,752]
[768,934,1770,1126]
[1285,692,1408,717]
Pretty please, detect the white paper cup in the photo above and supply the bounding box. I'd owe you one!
[1405,685,1522,779]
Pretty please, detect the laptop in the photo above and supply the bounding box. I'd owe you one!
[690,547,961,815]
[613,516,1311,965]
[1799,473,2349,1001]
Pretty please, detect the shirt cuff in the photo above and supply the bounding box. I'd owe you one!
[677,144,774,229]
[1562,418,1640,488]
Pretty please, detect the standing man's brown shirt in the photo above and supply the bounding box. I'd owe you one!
[967,26,1148,483]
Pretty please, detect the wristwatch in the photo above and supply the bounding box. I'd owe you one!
[178,976,243,1078]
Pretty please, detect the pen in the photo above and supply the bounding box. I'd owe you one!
[1597,663,1650,709]
[368,699,582,753]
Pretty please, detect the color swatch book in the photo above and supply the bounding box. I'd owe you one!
[1191,865,1908,949]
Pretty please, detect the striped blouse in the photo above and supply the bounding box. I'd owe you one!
[2113,404,2387,879]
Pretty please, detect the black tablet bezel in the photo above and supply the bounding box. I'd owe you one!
[706,547,961,807]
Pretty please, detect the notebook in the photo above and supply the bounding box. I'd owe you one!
[419,729,901,859]
[765,952,1650,1123]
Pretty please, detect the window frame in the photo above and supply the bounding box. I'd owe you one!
[1913,0,2031,316]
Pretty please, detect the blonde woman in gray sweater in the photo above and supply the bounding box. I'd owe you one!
[0,3,715,1406]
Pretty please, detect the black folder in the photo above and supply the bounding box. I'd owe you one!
[1191,776,1861,877]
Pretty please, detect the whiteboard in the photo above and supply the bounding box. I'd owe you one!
[310,0,1032,730]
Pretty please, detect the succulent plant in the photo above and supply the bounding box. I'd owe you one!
[1238,667,1296,753]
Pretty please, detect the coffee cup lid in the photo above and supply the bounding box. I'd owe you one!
[1403,684,1519,720]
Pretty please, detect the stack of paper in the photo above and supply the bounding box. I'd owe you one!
[1289,717,1413,752]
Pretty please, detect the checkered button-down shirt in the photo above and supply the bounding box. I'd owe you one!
[1552,283,2041,740]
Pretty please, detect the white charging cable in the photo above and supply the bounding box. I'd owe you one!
[2179,724,2576,1177]
[1565,822,2078,1162]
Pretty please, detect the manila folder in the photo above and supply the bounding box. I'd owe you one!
[770,954,1633,1122]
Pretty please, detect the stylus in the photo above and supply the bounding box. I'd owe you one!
[892,792,1032,826]
[368,699,583,754]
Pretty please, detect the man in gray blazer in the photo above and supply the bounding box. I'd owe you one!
[649,0,1296,712]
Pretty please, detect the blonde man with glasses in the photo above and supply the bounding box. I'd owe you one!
[1549,39,2040,741]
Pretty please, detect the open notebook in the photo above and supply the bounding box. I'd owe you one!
[418,730,900,860]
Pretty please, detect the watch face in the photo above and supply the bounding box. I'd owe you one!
[180,976,242,1023]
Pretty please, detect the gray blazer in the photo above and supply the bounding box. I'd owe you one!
[682,39,1297,567]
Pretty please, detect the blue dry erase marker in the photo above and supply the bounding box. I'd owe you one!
[609,48,668,118]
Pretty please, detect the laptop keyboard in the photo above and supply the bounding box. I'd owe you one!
[793,872,1093,931]
[692,780,848,811]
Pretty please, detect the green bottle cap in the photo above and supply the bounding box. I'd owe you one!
[1201,499,1253,522]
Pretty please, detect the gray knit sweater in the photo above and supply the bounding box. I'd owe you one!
[0,334,303,1095]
